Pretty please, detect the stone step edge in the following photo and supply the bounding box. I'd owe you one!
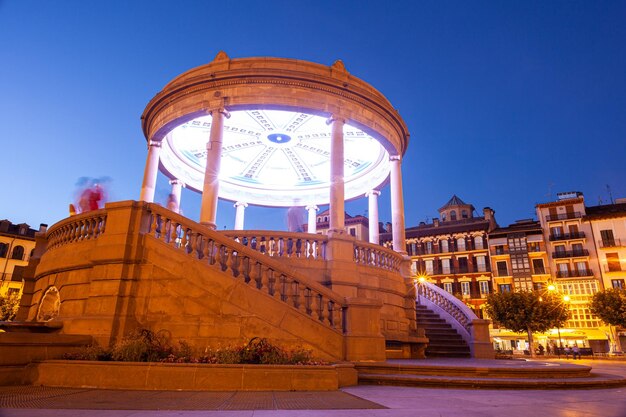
[358,372,626,390]
[355,365,589,378]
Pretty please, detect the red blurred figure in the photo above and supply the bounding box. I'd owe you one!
[89,184,103,211]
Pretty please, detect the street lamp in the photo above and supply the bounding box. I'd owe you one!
[547,283,570,358]
[413,275,427,304]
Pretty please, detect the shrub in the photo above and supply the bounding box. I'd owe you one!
[63,331,324,365]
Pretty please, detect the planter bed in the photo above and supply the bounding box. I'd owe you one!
[25,360,357,391]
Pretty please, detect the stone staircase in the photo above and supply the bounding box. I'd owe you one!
[415,304,470,358]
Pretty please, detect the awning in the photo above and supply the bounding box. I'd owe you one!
[490,328,608,340]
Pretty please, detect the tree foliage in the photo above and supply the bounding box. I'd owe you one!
[590,289,626,328]
[485,291,570,334]
[0,292,21,321]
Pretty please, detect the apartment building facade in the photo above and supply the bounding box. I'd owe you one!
[384,195,498,317]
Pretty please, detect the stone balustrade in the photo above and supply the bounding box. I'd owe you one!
[222,231,327,260]
[46,211,107,250]
[416,280,494,359]
[353,241,402,272]
[145,205,345,333]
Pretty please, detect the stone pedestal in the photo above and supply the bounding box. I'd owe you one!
[343,297,386,361]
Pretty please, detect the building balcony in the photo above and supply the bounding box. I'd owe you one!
[545,212,582,222]
[598,238,623,248]
[556,269,594,278]
[531,267,550,275]
[493,270,510,278]
[552,249,589,259]
[549,232,586,241]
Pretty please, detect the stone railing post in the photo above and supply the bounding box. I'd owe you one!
[469,319,494,359]
[324,231,358,297]
[15,231,48,321]
[343,297,386,361]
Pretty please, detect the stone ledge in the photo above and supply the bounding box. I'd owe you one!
[25,360,358,391]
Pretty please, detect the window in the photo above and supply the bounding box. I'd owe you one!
[532,259,545,275]
[450,210,457,221]
[458,257,468,273]
[441,259,451,274]
[460,281,471,296]
[575,261,589,276]
[555,245,566,254]
[462,210,468,219]
[495,245,506,255]
[7,288,20,296]
[441,240,449,252]
[457,237,466,251]
[499,284,512,293]
[442,213,447,221]
[572,243,583,255]
[568,224,579,235]
[612,279,625,289]
[11,246,24,260]
[528,242,541,252]
[425,241,433,254]
[443,282,453,293]
[606,253,621,272]
[0,243,8,258]
[479,281,490,295]
[476,256,487,272]
[550,226,563,238]
[496,261,508,276]
[474,236,484,250]
[600,229,616,247]
[349,228,356,237]
[425,260,434,275]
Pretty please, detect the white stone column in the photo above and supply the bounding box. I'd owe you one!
[389,155,406,253]
[169,179,184,211]
[200,108,229,229]
[234,201,247,230]
[306,204,319,233]
[366,190,381,244]
[328,115,345,232]
[139,140,162,203]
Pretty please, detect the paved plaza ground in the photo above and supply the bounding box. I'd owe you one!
[1,359,626,417]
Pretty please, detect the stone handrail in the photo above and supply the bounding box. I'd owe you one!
[221,231,327,260]
[145,204,345,333]
[46,211,107,250]
[416,281,478,338]
[353,241,402,272]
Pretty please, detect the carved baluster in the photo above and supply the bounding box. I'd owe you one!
[274,274,283,301]
[320,297,330,325]
[260,266,270,293]
[298,285,308,313]
[248,260,259,288]
[203,238,213,264]
[310,293,320,321]
[226,248,236,276]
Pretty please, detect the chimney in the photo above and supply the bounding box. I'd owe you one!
[433,217,439,227]
[39,223,48,233]
[483,207,497,231]
[385,222,392,233]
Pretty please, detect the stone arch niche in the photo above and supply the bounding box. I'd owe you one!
[140,52,410,249]
[36,286,60,322]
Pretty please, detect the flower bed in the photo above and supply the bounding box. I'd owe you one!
[30,360,357,391]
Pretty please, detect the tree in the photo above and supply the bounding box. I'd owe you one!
[590,289,626,353]
[485,291,570,358]
[0,292,21,321]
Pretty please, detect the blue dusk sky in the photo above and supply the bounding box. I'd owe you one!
[1,1,625,231]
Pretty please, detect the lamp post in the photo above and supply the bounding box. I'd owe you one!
[547,284,571,359]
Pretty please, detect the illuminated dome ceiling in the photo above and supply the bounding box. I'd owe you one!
[160,109,390,207]
[143,53,410,209]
